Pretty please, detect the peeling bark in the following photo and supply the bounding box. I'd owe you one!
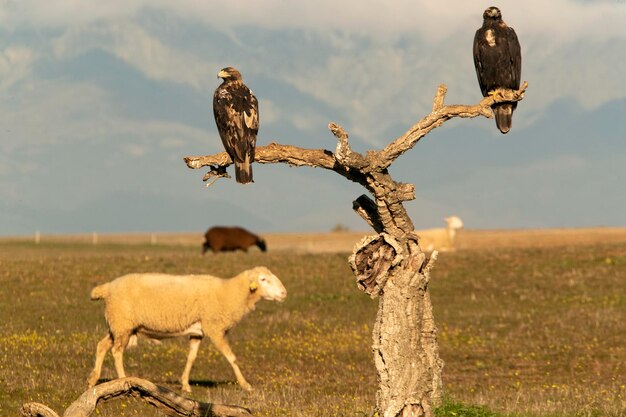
[355,234,439,417]
[350,233,403,297]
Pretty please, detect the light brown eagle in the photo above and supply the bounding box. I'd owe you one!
[213,67,259,184]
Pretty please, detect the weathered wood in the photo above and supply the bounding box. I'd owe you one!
[368,234,442,417]
[352,195,384,233]
[183,83,527,417]
[21,403,58,417]
[21,377,253,417]
[349,233,403,297]
[378,83,527,169]
[184,84,527,187]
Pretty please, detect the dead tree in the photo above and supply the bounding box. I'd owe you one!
[183,83,526,417]
[21,377,252,417]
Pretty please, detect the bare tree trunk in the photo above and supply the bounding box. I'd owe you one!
[184,83,527,417]
[374,264,435,416]
[350,232,442,416]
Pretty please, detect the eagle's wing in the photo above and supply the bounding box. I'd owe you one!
[213,85,258,163]
[473,29,489,97]
[506,27,522,90]
[241,90,259,162]
[213,88,234,158]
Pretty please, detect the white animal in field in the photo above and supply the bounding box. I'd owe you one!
[417,216,464,252]
[87,266,287,392]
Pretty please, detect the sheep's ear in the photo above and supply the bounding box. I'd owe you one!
[249,282,258,292]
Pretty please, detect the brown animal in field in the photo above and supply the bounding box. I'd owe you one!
[202,226,267,254]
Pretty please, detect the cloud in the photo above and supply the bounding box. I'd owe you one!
[0,78,214,152]
[523,39,626,110]
[5,1,622,142]
[119,143,148,157]
[5,0,626,41]
[0,0,145,30]
[506,154,587,178]
[0,80,110,151]
[279,42,460,145]
[0,45,37,89]
[412,153,613,229]
[159,137,187,149]
[258,99,279,125]
[52,21,219,90]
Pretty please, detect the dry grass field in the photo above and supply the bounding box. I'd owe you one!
[0,228,624,417]
[15,226,626,253]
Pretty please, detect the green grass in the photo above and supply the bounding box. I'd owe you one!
[0,241,624,416]
[436,398,508,417]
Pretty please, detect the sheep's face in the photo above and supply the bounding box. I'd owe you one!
[251,267,287,302]
[445,216,464,230]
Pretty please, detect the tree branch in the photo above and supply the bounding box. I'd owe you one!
[328,122,368,169]
[377,82,528,168]
[353,195,384,233]
[21,377,252,417]
[185,143,334,171]
[184,83,528,182]
[183,83,527,237]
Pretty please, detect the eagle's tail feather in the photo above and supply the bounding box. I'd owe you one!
[235,161,253,184]
[493,103,515,134]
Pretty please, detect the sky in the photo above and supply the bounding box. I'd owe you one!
[1,0,625,236]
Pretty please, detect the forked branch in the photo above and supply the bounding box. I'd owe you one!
[184,82,528,183]
[21,377,252,417]
[378,82,528,168]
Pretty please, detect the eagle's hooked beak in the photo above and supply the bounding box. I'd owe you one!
[217,69,228,79]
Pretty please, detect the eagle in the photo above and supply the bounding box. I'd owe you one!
[473,6,521,134]
[213,67,259,184]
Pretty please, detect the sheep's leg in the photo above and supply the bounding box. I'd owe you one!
[87,333,113,387]
[180,336,202,392]
[209,333,252,391]
[111,332,131,379]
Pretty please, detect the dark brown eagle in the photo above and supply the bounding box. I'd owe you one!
[473,6,521,134]
[213,67,259,184]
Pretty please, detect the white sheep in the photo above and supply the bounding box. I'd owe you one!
[418,216,464,252]
[87,266,287,392]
